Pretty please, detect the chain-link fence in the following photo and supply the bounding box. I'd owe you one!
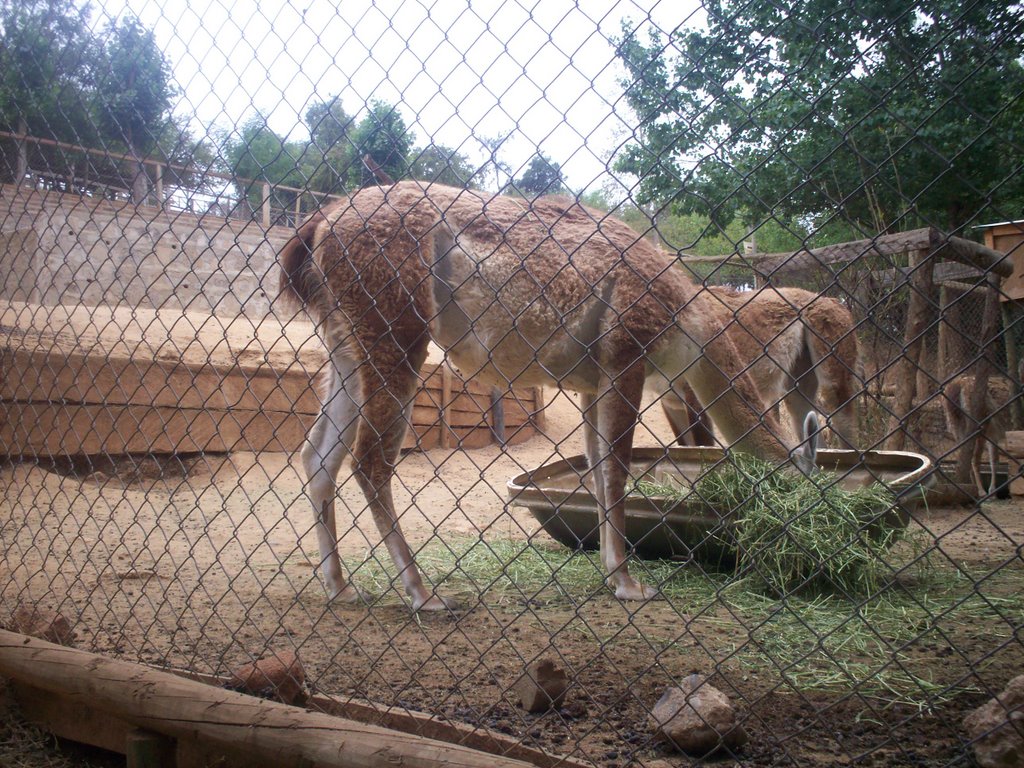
[1,2,1023,766]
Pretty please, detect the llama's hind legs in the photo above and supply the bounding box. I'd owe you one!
[352,350,462,613]
[301,357,368,604]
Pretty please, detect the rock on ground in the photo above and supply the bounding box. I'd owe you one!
[512,657,570,713]
[228,649,307,706]
[964,674,1024,768]
[650,674,748,755]
[6,604,75,646]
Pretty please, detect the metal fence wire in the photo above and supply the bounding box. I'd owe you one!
[1,1,1023,766]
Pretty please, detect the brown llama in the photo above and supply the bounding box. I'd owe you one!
[662,286,861,450]
[942,377,1009,497]
[278,182,817,611]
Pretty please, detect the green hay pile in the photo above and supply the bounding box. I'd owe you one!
[690,454,903,596]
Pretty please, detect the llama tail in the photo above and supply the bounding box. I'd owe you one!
[278,211,327,316]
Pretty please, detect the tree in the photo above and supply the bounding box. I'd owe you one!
[614,1,1024,235]
[349,101,414,188]
[477,133,513,192]
[303,95,356,197]
[514,153,568,197]
[225,114,305,215]
[408,144,476,187]
[93,15,175,201]
[0,0,97,183]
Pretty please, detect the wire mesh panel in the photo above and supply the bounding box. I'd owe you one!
[1,1,1023,766]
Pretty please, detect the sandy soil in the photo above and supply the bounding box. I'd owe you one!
[2,385,1024,767]
[3,302,1024,766]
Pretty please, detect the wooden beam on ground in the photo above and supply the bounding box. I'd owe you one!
[161,667,592,768]
[0,629,538,768]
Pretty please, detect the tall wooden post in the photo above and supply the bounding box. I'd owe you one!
[15,117,28,184]
[889,250,935,450]
[154,163,164,210]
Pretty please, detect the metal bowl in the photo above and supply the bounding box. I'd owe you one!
[507,448,933,561]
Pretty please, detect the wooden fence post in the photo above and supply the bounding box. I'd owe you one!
[15,117,28,184]
[262,182,271,228]
[489,387,506,446]
[440,364,453,449]
[154,163,164,210]
[889,249,935,450]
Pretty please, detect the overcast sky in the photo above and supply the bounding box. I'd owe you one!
[95,0,701,193]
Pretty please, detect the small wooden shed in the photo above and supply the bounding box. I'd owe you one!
[977,220,1024,302]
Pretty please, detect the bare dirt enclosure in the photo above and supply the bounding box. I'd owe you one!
[2,300,1024,767]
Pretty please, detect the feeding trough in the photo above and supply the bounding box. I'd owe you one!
[507,448,933,562]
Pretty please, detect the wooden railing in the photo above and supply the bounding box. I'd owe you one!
[0,130,344,229]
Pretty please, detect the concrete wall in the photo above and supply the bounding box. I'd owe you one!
[0,185,291,319]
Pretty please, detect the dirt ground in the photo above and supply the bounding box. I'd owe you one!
[3,383,1024,768]
[2,300,1023,766]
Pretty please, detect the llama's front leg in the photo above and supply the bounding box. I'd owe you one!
[596,365,658,601]
[581,393,608,552]
[301,361,366,603]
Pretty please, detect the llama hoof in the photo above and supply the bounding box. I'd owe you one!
[413,592,464,613]
[328,583,371,605]
[613,580,660,602]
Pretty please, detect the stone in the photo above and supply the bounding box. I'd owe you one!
[512,657,570,713]
[7,604,75,646]
[964,675,1024,768]
[650,674,748,755]
[228,649,307,706]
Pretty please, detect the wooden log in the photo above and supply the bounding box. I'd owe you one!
[684,228,933,270]
[930,230,1014,279]
[157,666,591,768]
[687,226,1013,279]
[0,629,536,768]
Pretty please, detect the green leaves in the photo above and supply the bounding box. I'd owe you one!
[513,153,568,197]
[614,0,1024,233]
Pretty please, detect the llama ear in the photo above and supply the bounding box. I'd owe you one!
[798,411,820,471]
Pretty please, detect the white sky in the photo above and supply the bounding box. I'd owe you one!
[93,0,702,193]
